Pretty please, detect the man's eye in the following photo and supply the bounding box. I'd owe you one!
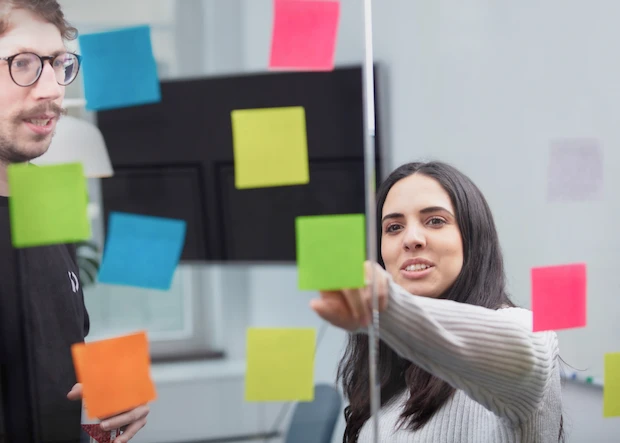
[14,60,30,69]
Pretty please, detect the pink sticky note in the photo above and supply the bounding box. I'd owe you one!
[269,0,340,71]
[531,263,587,332]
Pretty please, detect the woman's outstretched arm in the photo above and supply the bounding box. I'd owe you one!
[369,277,559,424]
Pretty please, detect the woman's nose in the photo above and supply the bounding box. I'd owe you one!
[402,226,426,251]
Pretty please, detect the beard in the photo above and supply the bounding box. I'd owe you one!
[0,102,66,164]
[0,128,53,164]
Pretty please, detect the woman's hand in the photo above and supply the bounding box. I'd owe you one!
[310,261,390,331]
[67,383,149,443]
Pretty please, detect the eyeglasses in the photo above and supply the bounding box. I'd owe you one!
[0,52,81,87]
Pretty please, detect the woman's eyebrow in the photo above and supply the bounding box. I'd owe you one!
[419,206,455,217]
[382,207,455,224]
[381,212,403,224]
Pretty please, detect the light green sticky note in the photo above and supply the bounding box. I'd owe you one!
[245,328,315,402]
[8,163,91,248]
[604,352,620,417]
[231,106,310,189]
[296,214,366,290]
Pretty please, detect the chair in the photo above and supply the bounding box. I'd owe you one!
[285,384,343,443]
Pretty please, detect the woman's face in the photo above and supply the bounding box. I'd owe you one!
[380,173,464,298]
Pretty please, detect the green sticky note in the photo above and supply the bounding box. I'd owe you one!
[604,352,620,417]
[231,106,310,189]
[245,328,315,402]
[296,214,366,290]
[8,163,90,248]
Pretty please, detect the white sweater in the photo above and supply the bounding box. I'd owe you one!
[356,279,562,443]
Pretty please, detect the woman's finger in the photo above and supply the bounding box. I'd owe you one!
[341,288,369,326]
[362,262,390,313]
[363,261,375,283]
[311,296,358,331]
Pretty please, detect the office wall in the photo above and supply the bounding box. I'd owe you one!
[59,1,620,442]
[239,1,620,442]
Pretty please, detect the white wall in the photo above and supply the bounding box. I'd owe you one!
[237,1,620,442]
[60,0,620,441]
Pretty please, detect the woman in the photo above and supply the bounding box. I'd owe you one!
[311,161,563,442]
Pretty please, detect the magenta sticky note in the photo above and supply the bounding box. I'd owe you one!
[269,0,340,71]
[531,263,587,332]
[547,138,604,202]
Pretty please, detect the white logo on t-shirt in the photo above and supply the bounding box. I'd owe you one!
[68,271,79,293]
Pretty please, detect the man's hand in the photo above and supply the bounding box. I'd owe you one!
[67,383,150,443]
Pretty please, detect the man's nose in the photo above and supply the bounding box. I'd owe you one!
[31,62,63,101]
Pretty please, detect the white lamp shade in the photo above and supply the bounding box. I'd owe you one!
[32,115,114,178]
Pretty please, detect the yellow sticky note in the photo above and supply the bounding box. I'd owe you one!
[604,352,620,417]
[245,328,315,401]
[231,106,310,189]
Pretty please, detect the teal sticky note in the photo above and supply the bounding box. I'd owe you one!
[296,214,366,290]
[79,25,161,111]
[97,212,186,290]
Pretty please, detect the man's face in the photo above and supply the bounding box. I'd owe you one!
[0,8,65,165]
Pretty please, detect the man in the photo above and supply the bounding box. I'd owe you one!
[0,1,149,442]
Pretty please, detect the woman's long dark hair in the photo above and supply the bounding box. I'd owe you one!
[338,161,564,441]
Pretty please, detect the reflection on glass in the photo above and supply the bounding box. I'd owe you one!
[83,266,188,341]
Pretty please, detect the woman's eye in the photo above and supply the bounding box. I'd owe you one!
[385,224,402,233]
[427,217,446,227]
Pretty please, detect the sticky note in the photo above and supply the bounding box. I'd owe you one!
[604,353,620,417]
[71,331,157,419]
[269,0,340,71]
[547,138,604,202]
[531,263,586,332]
[97,212,186,290]
[296,214,365,290]
[245,328,315,401]
[79,25,161,111]
[7,163,90,248]
[231,106,309,189]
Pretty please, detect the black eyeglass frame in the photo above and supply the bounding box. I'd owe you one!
[0,52,82,87]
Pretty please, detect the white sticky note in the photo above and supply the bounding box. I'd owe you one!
[547,138,604,202]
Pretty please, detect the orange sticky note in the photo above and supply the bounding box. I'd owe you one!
[269,0,340,71]
[71,331,157,419]
[531,263,587,332]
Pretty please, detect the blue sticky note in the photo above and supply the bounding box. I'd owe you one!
[79,25,161,111]
[97,212,186,290]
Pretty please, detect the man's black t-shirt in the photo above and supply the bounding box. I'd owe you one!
[0,196,90,442]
